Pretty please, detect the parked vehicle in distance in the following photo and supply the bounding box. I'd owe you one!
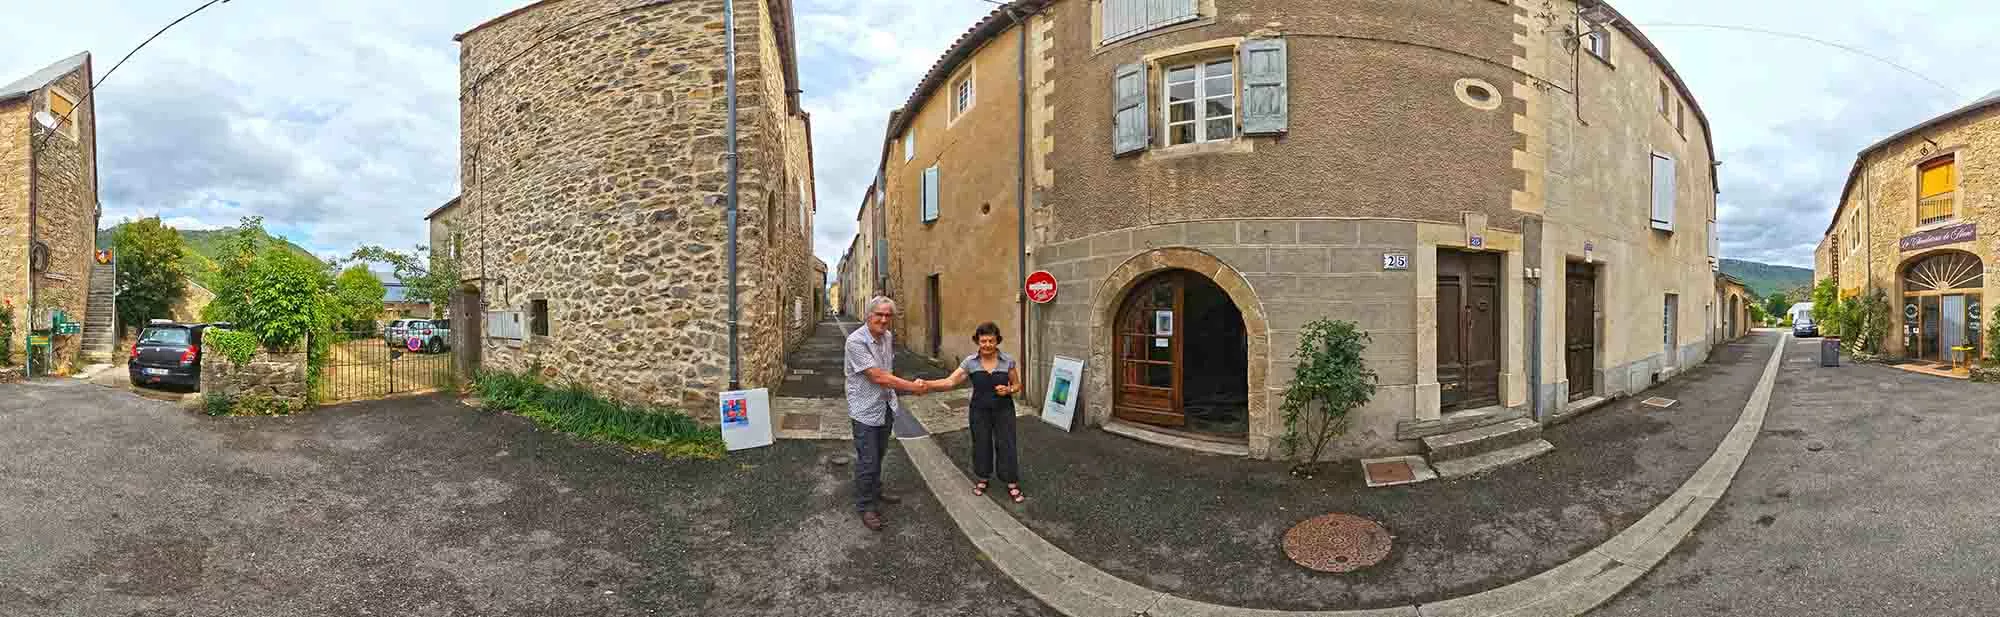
[408,319,451,354]
[129,320,228,390]
[1789,302,1817,337]
[383,318,420,347]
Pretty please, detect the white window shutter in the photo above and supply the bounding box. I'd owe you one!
[921,165,940,223]
[1708,220,1719,257]
[1241,38,1289,135]
[1112,62,1149,156]
[1651,153,1675,232]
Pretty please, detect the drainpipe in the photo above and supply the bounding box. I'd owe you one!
[723,0,742,390]
[25,113,39,377]
[1525,216,1544,421]
[1007,4,1032,391]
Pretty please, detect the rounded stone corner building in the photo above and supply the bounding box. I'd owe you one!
[890,0,1724,463]
[442,0,821,408]
[1817,90,2000,365]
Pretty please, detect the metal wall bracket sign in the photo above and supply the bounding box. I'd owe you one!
[1900,223,1975,252]
[1381,252,1410,271]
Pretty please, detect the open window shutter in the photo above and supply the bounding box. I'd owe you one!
[1240,38,1289,135]
[921,166,940,222]
[1650,154,1676,231]
[1111,62,1149,156]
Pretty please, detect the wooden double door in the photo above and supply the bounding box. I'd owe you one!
[1437,250,1503,411]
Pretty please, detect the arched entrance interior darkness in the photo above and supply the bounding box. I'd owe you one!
[1901,251,1984,363]
[1113,269,1249,436]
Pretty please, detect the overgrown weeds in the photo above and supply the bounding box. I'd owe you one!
[473,371,724,460]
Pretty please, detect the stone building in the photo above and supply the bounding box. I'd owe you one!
[874,0,1722,462]
[1816,91,2000,365]
[0,53,101,370]
[1716,274,1752,342]
[446,0,819,407]
[837,183,885,318]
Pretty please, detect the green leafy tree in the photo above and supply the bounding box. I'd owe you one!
[333,265,386,332]
[1763,292,1792,323]
[110,217,189,332]
[1809,279,1843,335]
[348,244,460,316]
[200,217,270,324]
[1749,302,1769,326]
[1849,290,1891,354]
[1279,319,1378,475]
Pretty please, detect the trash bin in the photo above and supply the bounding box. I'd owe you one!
[1820,336,1841,367]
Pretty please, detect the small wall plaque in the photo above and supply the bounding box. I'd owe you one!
[1382,252,1410,271]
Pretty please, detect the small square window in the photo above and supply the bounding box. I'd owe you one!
[529,299,550,337]
[1584,27,1609,61]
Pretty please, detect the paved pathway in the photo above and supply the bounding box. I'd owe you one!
[898,332,1789,617]
[1598,337,2000,616]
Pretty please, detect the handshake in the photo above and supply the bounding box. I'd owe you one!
[906,378,1010,397]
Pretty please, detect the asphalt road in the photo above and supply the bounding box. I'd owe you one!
[0,379,1054,617]
[1599,338,2000,615]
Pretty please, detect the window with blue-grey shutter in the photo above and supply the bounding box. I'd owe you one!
[921,165,940,223]
[1240,38,1288,135]
[1112,62,1149,156]
[1101,0,1200,44]
[1651,152,1675,232]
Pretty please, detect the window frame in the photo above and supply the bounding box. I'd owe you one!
[950,71,976,121]
[903,132,915,162]
[529,299,551,337]
[1917,154,1957,226]
[44,87,79,141]
[1658,82,1670,117]
[1162,57,1236,147]
[1584,26,1610,62]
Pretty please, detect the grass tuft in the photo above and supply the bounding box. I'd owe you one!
[472,371,724,460]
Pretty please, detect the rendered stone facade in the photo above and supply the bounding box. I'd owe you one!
[0,53,99,372]
[450,0,817,408]
[875,0,1721,460]
[1816,94,2000,359]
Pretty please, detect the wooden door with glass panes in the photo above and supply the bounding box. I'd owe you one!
[1115,272,1185,427]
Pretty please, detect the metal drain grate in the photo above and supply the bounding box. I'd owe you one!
[1641,397,1678,408]
[1283,513,1393,573]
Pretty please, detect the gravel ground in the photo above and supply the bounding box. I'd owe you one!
[0,380,1054,617]
[1599,337,2000,616]
[936,331,1780,611]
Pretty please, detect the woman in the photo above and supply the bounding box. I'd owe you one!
[927,322,1025,503]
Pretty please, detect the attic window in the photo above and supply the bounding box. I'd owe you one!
[44,89,78,140]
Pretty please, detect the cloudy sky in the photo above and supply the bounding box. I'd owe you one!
[0,0,1993,269]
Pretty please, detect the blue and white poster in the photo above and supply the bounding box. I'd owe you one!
[717,388,774,451]
[1041,356,1084,432]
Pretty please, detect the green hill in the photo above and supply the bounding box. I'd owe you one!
[97,223,323,288]
[1719,259,1812,299]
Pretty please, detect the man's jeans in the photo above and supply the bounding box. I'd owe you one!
[852,417,893,513]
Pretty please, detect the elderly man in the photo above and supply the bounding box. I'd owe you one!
[845,296,931,531]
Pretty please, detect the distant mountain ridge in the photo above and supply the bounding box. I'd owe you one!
[96,223,322,288]
[1719,258,1812,298]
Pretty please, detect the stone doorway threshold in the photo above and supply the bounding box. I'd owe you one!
[1890,361,1971,380]
[1101,419,1250,457]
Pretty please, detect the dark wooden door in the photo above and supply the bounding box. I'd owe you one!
[1565,262,1596,400]
[1438,250,1503,411]
[1114,272,1184,427]
[926,275,942,357]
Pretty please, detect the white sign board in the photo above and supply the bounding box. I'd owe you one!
[1040,356,1085,432]
[717,388,775,451]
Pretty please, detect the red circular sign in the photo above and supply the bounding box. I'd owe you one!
[1025,271,1058,304]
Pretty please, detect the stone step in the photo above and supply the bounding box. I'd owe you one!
[1422,417,1542,462]
[1396,406,1527,440]
[1432,439,1554,480]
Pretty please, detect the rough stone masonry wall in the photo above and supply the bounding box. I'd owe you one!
[30,67,97,373]
[201,341,310,410]
[457,0,800,408]
[0,103,30,364]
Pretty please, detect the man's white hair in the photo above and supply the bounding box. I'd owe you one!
[864,296,896,316]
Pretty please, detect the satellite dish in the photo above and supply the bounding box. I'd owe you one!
[31,110,60,130]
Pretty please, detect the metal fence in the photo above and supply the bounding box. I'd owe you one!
[318,327,456,402]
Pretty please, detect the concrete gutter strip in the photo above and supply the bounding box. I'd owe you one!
[904,331,1791,617]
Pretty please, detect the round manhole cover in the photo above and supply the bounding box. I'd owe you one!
[1283,513,1392,573]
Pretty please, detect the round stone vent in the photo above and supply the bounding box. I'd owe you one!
[1454,78,1504,111]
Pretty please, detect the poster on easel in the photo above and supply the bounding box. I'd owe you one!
[717,388,774,451]
[1040,356,1084,432]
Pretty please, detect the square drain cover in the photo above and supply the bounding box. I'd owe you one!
[1359,455,1436,488]
[781,413,821,430]
[1642,397,1678,408]
[1365,462,1414,484]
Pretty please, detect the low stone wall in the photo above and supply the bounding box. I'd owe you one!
[201,340,309,410]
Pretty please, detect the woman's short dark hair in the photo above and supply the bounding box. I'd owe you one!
[972,322,1003,343]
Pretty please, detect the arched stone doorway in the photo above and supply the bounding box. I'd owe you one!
[1900,250,1984,362]
[1111,269,1249,435]
[1090,248,1272,455]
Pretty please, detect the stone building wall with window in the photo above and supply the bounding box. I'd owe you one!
[881,9,1033,367]
[451,0,815,408]
[1019,0,1719,460]
[1816,93,2000,361]
[0,53,98,371]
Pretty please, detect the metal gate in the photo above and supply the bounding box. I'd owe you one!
[320,321,457,402]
